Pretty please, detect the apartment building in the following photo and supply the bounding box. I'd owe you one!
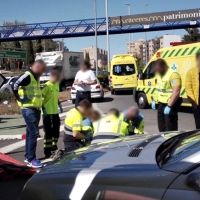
[127,35,181,64]
[81,46,108,68]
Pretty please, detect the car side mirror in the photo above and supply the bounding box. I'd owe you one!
[186,172,200,191]
[138,73,144,80]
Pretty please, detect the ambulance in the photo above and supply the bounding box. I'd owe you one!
[134,42,200,109]
[110,54,138,94]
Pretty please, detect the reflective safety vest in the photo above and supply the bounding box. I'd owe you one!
[91,115,128,145]
[154,69,177,104]
[18,71,42,108]
[64,108,83,143]
[119,112,144,135]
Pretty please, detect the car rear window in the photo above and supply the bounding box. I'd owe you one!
[113,64,135,76]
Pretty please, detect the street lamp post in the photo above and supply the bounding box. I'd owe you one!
[126,4,131,54]
[105,0,110,72]
[144,3,148,65]
[94,0,98,76]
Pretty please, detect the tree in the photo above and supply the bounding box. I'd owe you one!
[14,41,21,49]
[26,40,34,65]
[135,54,144,72]
[183,28,200,43]
[35,40,43,53]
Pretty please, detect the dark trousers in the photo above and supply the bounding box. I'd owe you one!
[43,114,60,156]
[157,98,182,132]
[21,108,41,162]
[75,91,91,107]
[63,134,83,152]
[193,106,200,129]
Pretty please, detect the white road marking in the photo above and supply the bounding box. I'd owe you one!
[0,138,42,154]
[69,169,100,200]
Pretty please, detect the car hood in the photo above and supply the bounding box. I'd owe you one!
[38,132,181,175]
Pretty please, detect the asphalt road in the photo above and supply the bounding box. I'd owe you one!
[1,91,196,163]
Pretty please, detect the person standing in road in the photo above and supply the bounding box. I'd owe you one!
[12,60,46,168]
[74,60,97,107]
[42,66,63,157]
[151,59,182,132]
[185,52,200,129]
[119,106,144,135]
[63,99,93,152]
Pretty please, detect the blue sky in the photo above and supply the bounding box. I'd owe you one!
[0,0,199,56]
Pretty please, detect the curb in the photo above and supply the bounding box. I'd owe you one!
[0,134,26,140]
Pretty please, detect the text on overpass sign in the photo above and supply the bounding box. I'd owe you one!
[0,50,26,59]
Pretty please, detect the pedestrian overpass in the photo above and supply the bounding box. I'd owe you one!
[0,8,200,41]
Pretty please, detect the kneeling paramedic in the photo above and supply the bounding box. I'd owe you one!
[12,60,46,168]
[82,110,101,144]
[42,66,63,157]
[64,100,92,152]
[151,59,182,132]
[120,106,144,135]
[91,108,128,145]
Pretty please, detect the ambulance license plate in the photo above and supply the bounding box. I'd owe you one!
[115,84,123,88]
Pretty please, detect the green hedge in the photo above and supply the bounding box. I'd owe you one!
[97,74,109,86]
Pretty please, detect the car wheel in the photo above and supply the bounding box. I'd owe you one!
[72,99,75,104]
[99,91,104,101]
[137,92,148,109]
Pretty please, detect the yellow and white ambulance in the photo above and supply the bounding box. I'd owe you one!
[110,54,138,94]
[134,42,200,109]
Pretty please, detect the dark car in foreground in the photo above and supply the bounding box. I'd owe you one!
[21,130,200,200]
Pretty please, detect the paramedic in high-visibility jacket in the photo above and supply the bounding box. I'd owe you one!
[152,58,182,132]
[119,106,144,135]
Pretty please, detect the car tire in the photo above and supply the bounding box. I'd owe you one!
[72,99,75,104]
[137,92,148,109]
[111,89,115,95]
[99,91,104,101]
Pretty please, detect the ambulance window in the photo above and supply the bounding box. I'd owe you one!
[113,64,135,76]
[143,61,155,79]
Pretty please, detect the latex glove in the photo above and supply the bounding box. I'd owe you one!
[164,106,171,115]
[19,97,30,104]
[151,100,156,110]
[42,108,47,116]
[59,104,63,113]
[85,133,92,141]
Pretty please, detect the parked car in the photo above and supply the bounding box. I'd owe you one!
[20,130,200,200]
[0,76,18,95]
[71,79,104,104]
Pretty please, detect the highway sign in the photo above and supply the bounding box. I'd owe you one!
[0,50,26,59]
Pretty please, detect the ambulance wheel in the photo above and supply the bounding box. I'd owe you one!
[137,92,148,109]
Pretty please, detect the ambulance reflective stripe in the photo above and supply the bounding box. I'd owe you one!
[155,88,173,93]
[161,46,200,58]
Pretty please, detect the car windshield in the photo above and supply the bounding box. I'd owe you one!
[157,130,200,167]
[113,64,135,76]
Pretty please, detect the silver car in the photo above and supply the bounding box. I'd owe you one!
[20,130,200,200]
[0,76,18,95]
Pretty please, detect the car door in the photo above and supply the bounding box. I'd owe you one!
[163,165,200,200]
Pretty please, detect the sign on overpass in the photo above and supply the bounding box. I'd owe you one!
[0,50,26,59]
[110,8,200,27]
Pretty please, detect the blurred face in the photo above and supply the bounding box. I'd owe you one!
[126,107,138,121]
[82,107,93,118]
[154,62,167,75]
[32,62,46,76]
[80,62,88,71]
[89,111,101,122]
[51,70,60,83]
[197,56,200,70]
